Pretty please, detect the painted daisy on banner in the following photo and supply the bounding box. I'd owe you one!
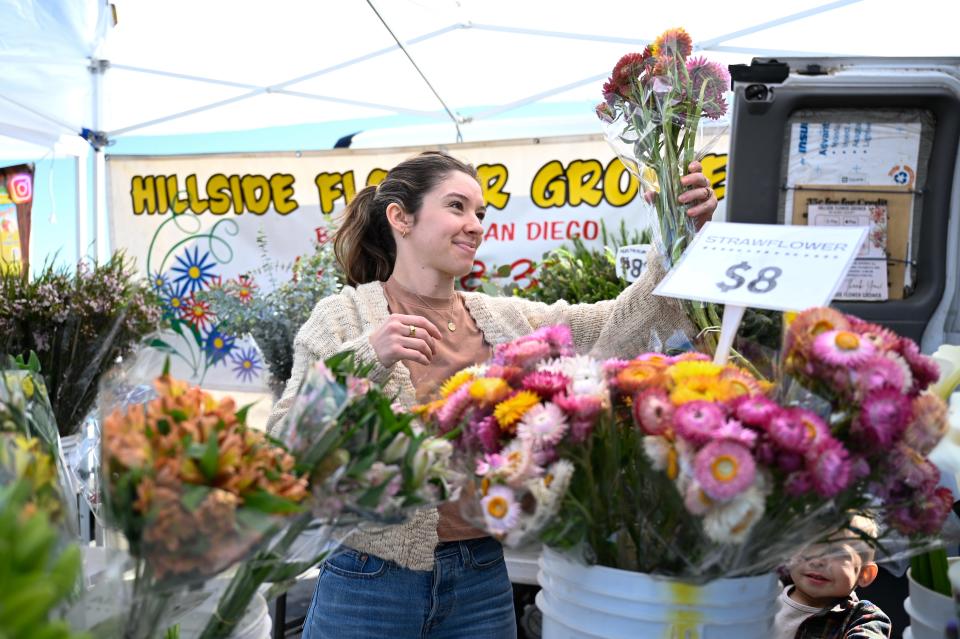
[149,270,168,292]
[231,346,262,383]
[180,293,217,331]
[204,327,236,366]
[162,283,190,319]
[171,245,218,293]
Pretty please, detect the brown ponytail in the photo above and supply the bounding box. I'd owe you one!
[333,151,479,287]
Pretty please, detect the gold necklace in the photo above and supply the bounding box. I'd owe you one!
[412,289,459,332]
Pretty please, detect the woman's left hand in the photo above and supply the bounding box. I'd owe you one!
[677,160,718,230]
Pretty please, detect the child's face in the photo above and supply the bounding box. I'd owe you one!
[788,540,872,607]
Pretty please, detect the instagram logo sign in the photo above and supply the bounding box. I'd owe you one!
[7,173,32,204]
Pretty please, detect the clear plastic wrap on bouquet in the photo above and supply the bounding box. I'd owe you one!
[421,319,958,583]
[196,352,455,639]
[274,352,454,527]
[0,465,90,639]
[597,28,729,267]
[1,366,79,535]
[88,352,310,638]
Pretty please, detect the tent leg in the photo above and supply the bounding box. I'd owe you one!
[76,153,88,261]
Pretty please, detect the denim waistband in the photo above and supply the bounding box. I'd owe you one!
[433,536,495,560]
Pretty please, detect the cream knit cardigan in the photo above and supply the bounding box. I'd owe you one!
[266,258,691,571]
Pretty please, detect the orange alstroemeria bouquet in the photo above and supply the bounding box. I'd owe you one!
[100,367,308,639]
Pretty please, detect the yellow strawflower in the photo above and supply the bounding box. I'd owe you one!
[494,391,540,432]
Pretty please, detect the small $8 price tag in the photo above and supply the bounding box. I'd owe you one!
[615,244,651,282]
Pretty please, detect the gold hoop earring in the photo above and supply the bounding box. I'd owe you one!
[400,228,408,239]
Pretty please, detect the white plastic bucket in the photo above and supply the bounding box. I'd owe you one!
[175,590,272,639]
[904,560,959,639]
[536,547,779,639]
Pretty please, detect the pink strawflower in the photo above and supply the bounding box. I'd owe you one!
[849,317,901,352]
[495,340,551,369]
[476,453,505,476]
[812,330,876,367]
[755,439,777,466]
[470,415,502,454]
[553,392,603,422]
[887,486,952,536]
[602,358,632,377]
[850,455,871,481]
[903,393,949,455]
[809,441,853,498]
[673,401,725,445]
[784,471,814,496]
[731,395,781,428]
[897,338,940,395]
[522,371,571,400]
[633,388,674,436]
[890,443,940,491]
[685,56,730,119]
[437,386,473,434]
[852,388,911,449]
[853,355,908,396]
[569,418,595,444]
[768,408,829,453]
[694,440,756,501]
[517,402,569,447]
[777,451,805,473]
[713,419,757,447]
[540,324,574,354]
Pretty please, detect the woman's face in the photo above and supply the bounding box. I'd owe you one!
[401,170,486,278]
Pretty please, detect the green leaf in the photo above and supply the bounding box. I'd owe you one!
[199,434,220,481]
[162,355,171,377]
[181,485,210,511]
[242,489,305,515]
[235,401,256,424]
[149,338,174,352]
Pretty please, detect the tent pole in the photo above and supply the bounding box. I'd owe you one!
[76,152,89,262]
[90,58,109,263]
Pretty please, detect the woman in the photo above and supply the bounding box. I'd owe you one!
[267,151,717,638]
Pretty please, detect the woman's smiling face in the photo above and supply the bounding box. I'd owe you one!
[399,170,486,278]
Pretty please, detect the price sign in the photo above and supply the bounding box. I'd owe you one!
[654,222,867,311]
[615,244,652,282]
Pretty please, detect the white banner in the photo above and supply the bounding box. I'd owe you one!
[107,135,729,389]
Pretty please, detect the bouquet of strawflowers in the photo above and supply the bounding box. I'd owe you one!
[780,308,952,537]
[197,352,453,639]
[97,365,309,638]
[597,27,727,265]
[419,316,952,580]
[597,27,730,350]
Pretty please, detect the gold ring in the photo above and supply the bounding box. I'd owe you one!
[408,324,417,337]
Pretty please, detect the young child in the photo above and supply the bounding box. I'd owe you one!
[773,514,891,639]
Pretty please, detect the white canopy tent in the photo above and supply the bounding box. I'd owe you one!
[1,0,957,258]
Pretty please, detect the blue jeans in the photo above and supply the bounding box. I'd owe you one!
[302,536,517,639]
